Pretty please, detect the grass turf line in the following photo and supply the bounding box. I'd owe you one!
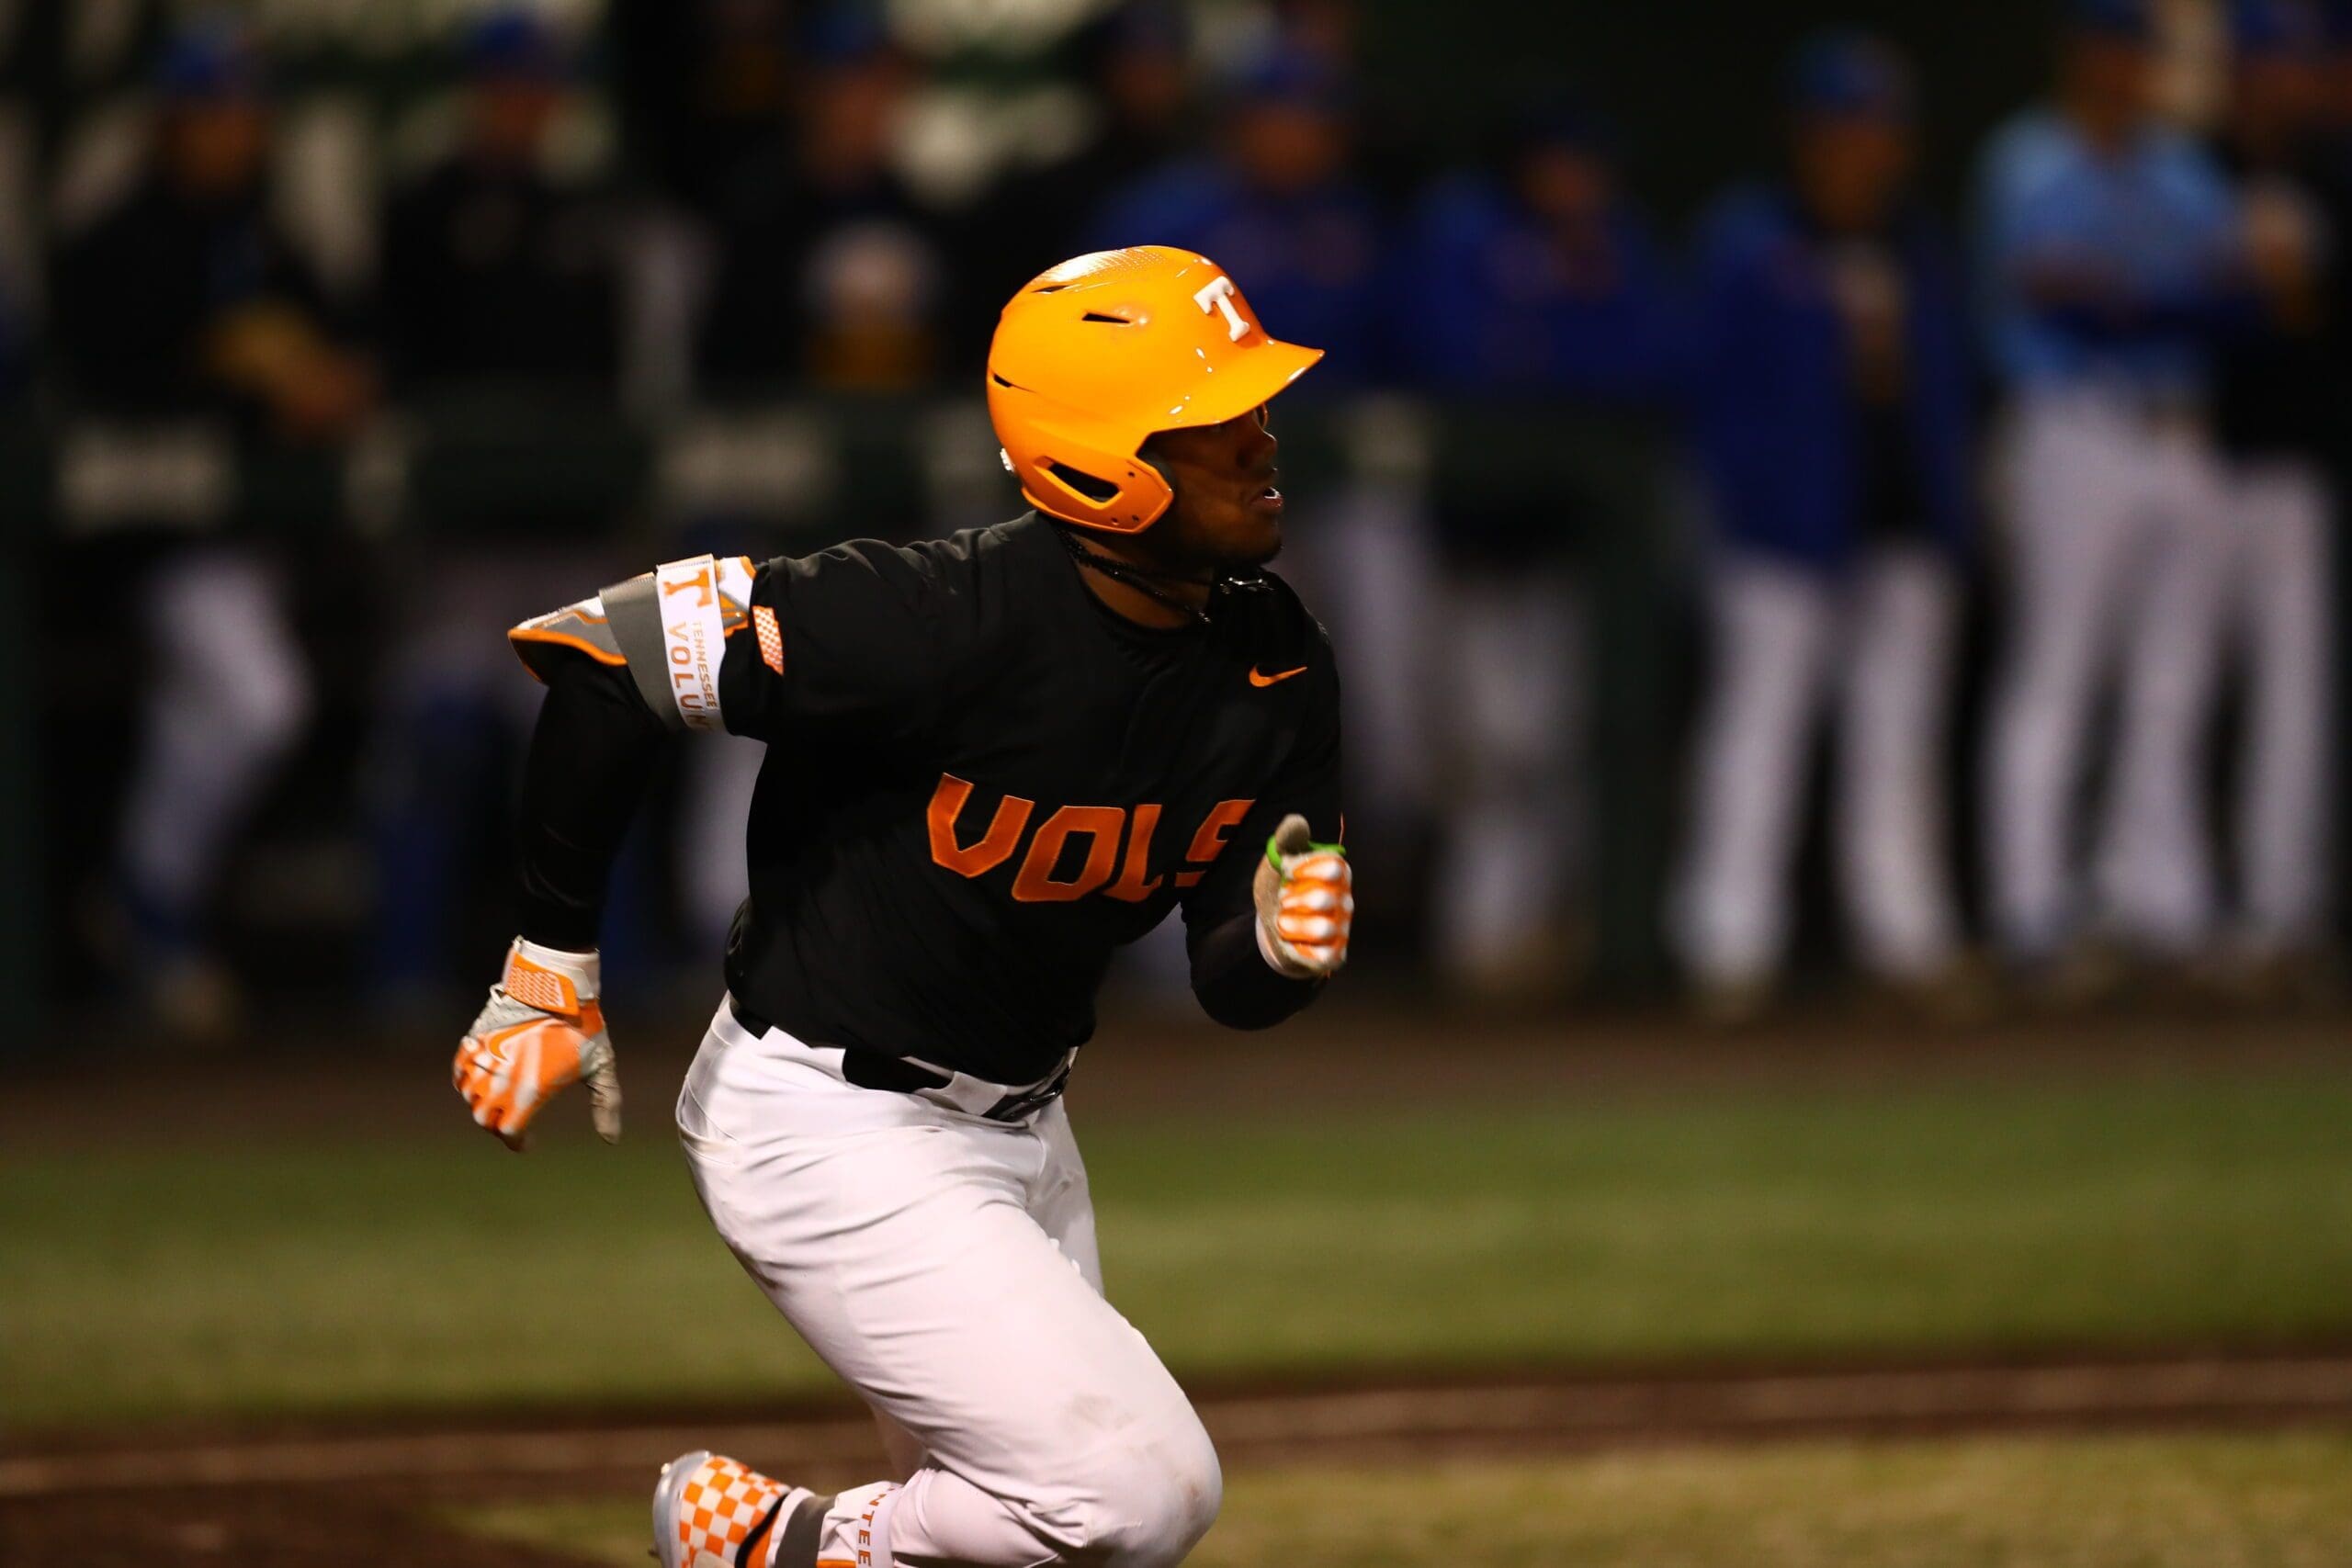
[7,1069,2352,1427]
[452,1431,2352,1567]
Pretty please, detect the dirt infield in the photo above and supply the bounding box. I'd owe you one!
[9,1348,2352,1566]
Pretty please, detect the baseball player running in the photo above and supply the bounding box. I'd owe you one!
[451,246,1349,1568]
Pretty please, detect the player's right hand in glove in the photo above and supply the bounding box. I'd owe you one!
[453,938,622,1152]
[1252,814,1352,979]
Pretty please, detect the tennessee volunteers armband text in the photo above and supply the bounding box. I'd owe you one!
[508,554,757,732]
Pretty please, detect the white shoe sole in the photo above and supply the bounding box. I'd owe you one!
[651,1449,714,1568]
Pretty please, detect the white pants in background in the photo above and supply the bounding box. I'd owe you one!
[679,1003,1220,1568]
[2222,457,2333,951]
[1430,569,1583,988]
[1671,545,1963,988]
[1281,481,1437,840]
[117,548,312,934]
[1984,392,2233,957]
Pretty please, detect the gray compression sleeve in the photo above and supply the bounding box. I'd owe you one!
[599,571,682,729]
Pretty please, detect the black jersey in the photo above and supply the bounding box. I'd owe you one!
[514,512,1341,1084]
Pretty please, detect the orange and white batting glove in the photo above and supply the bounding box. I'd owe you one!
[452,939,621,1151]
[1252,814,1352,979]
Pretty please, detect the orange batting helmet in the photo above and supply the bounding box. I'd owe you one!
[986,246,1324,533]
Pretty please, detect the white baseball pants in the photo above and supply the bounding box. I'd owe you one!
[1670,544,1964,987]
[678,1003,1221,1568]
[118,548,311,930]
[1280,479,1439,838]
[1984,391,2233,957]
[1430,568,1584,988]
[2222,457,2334,949]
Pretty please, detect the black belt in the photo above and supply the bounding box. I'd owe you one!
[726,994,1069,1122]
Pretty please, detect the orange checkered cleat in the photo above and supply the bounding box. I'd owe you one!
[452,938,622,1150]
[654,1450,815,1568]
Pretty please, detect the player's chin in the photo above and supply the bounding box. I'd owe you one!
[1214,508,1283,569]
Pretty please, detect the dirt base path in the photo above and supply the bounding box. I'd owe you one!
[10,1348,2352,1566]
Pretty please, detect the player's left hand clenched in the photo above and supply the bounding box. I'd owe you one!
[453,939,622,1151]
[1253,814,1352,978]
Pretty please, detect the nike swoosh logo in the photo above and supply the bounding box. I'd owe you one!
[1249,665,1308,687]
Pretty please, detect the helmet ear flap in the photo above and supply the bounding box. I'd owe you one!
[1024,443,1172,533]
[1127,436,1172,506]
[991,384,1174,533]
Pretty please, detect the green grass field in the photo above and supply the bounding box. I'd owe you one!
[10,1063,2352,1429]
[454,1431,2352,1567]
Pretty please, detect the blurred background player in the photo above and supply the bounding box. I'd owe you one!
[366,6,627,1009]
[1977,0,2243,989]
[1670,33,1974,1019]
[379,7,618,391]
[978,3,1199,322]
[604,0,797,409]
[2207,0,2338,989]
[53,17,371,1039]
[1400,102,1683,999]
[694,6,951,395]
[608,0,797,223]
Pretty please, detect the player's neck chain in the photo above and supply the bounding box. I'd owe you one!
[1052,525,1268,628]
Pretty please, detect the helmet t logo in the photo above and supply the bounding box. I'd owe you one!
[1193,276,1250,342]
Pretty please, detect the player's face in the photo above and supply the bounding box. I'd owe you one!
[163,100,269,197]
[1792,116,1913,231]
[1142,406,1284,572]
[1517,143,1612,228]
[470,78,562,164]
[2233,55,2321,145]
[1232,103,1348,196]
[2064,34,2154,130]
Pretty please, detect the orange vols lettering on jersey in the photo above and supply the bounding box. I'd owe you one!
[1011,805,1124,902]
[927,773,1035,875]
[926,775,1253,898]
[1176,798,1253,887]
[1105,802,1164,902]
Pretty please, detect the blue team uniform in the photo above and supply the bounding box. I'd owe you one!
[1976,110,2242,400]
[1692,186,1974,570]
[1396,172,1685,404]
